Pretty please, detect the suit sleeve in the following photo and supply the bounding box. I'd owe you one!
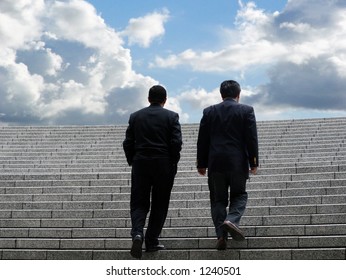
[245,107,259,168]
[196,108,210,168]
[170,113,183,164]
[123,115,135,166]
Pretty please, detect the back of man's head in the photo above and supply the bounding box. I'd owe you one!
[220,80,241,99]
[148,85,167,104]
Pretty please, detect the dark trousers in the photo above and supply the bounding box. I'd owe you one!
[208,172,248,239]
[130,158,177,247]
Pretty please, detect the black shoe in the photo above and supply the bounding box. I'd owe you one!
[216,237,227,250]
[146,244,166,252]
[221,221,245,241]
[130,235,143,259]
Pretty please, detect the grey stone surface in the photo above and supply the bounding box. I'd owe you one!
[317,204,346,214]
[23,202,63,210]
[292,248,346,260]
[0,118,346,259]
[189,249,239,260]
[0,210,12,218]
[311,213,346,224]
[52,210,93,218]
[0,202,23,210]
[275,196,322,206]
[1,250,47,260]
[305,224,346,235]
[29,229,72,238]
[16,239,60,249]
[12,210,52,219]
[247,237,299,248]
[0,229,29,238]
[255,225,305,236]
[47,250,92,260]
[161,227,208,238]
[40,219,83,228]
[263,215,311,226]
[93,250,126,260]
[269,205,317,215]
[0,239,16,249]
[0,219,41,228]
[72,228,116,238]
[240,249,292,260]
[83,218,127,228]
[60,239,105,249]
[299,236,346,248]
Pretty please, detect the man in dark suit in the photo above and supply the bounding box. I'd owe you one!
[196,80,258,250]
[123,85,182,259]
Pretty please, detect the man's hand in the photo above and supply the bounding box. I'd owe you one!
[250,167,258,175]
[198,168,207,176]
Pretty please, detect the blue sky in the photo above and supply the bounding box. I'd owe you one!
[87,0,286,88]
[1,0,346,125]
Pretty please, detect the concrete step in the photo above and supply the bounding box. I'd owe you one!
[0,117,345,260]
[1,247,345,260]
[0,213,344,228]
[0,235,345,250]
[0,204,345,220]
[0,224,345,239]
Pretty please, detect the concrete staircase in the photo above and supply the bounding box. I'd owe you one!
[0,117,345,260]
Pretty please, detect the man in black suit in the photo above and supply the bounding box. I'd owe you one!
[196,80,258,250]
[123,85,182,259]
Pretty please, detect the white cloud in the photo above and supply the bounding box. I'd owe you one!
[46,0,124,53]
[164,96,189,123]
[151,0,346,119]
[121,8,170,48]
[0,0,44,49]
[0,0,166,125]
[177,88,220,109]
[152,1,346,72]
[151,2,289,71]
[279,22,311,33]
[1,0,346,125]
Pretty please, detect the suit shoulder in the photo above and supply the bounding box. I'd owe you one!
[203,104,215,114]
[129,108,142,118]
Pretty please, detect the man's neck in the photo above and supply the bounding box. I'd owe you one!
[223,97,239,103]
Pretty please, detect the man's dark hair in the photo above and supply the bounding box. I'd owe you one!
[220,80,241,99]
[148,85,167,103]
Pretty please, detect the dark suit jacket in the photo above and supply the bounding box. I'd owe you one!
[123,104,182,166]
[197,98,258,177]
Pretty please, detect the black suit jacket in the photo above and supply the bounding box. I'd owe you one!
[123,104,182,166]
[197,98,258,177]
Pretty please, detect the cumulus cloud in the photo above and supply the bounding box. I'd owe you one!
[0,0,170,125]
[248,59,346,110]
[154,0,346,118]
[152,2,288,71]
[0,0,44,49]
[120,8,170,48]
[1,0,346,125]
[177,88,220,109]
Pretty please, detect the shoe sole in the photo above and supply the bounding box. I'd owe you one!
[130,238,143,259]
[221,222,245,241]
[216,240,227,250]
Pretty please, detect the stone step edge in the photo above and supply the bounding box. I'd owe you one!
[1,248,345,260]
[0,236,345,251]
[0,212,345,222]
